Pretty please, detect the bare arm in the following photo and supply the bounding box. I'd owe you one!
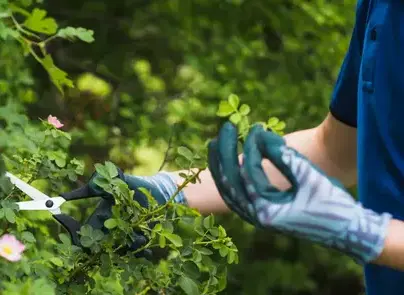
[373,219,404,271]
[173,112,357,214]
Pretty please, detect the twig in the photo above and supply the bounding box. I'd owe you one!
[158,125,176,171]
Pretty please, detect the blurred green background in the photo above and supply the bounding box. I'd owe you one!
[1,0,364,294]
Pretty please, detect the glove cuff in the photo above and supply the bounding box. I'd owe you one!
[347,208,392,264]
[137,172,188,205]
[337,204,392,265]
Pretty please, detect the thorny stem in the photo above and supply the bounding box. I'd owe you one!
[158,126,176,172]
[131,241,157,255]
[138,287,151,295]
[28,45,44,64]
[9,14,41,41]
[162,168,204,209]
[194,238,227,246]
[68,252,101,282]
[133,168,205,227]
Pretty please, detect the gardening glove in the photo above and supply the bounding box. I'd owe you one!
[84,167,186,257]
[208,122,392,264]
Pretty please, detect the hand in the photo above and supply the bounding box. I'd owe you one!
[208,122,392,264]
[83,166,185,257]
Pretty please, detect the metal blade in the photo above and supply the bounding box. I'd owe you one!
[16,197,65,214]
[5,171,50,201]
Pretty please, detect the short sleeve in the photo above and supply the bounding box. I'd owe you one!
[329,0,369,128]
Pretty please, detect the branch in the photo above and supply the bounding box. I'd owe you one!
[158,125,176,171]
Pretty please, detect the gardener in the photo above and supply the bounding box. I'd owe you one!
[86,1,404,294]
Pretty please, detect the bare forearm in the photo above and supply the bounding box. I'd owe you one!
[373,219,404,270]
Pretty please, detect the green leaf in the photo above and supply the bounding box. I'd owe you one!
[192,250,202,263]
[175,156,189,168]
[80,236,93,248]
[24,8,58,35]
[104,218,117,229]
[203,215,214,229]
[0,22,19,40]
[47,150,66,168]
[229,112,242,125]
[93,229,104,241]
[177,146,194,161]
[21,231,36,243]
[182,246,193,256]
[162,220,174,233]
[41,55,74,94]
[79,224,93,237]
[219,246,229,257]
[94,163,111,179]
[238,116,250,137]
[227,251,236,264]
[216,100,234,117]
[228,94,240,109]
[100,254,111,277]
[178,276,200,295]
[93,177,110,192]
[176,205,185,216]
[50,257,63,266]
[159,234,166,248]
[57,26,95,43]
[5,208,15,223]
[59,233,71,246]
[218,225,227,238]
[153,223,162,232]
[273,121,286,131]
[105,161,118,178]
[164,233,183,247]
[178,172,189,179]
[217,267,228,291]
[198,247,213,255]
[267,117,280,128]
[183,261,200,279]
[31,278,55,295]
[239,104,251,115]
[209,227,219,237]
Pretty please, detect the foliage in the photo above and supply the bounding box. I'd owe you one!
[0,0,365,294]
[0,118,237,295]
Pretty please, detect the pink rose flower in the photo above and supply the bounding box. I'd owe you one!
[0,234,25,262]
[47,115,64,129]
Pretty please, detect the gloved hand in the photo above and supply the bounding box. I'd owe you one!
[208,122,392,264]
[83,167,186,257]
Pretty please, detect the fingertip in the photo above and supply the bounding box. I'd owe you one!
[250,123,265,133]
[255,131,297,203]
[222,121,237,131]
[256,129,286,150]
[219,121,238,142]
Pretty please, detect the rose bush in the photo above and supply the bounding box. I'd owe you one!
[0,112,240,294]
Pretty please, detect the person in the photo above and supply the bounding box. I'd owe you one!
[85,1,404,294]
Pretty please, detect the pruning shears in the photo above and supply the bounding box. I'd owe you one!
[4,170,123,246]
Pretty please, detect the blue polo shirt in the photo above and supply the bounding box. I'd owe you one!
[330,0,404,294]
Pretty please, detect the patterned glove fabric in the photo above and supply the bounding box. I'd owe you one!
[208,122,392,264]
[85,168,185,258]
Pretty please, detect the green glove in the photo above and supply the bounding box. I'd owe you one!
[208,122,391,264]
